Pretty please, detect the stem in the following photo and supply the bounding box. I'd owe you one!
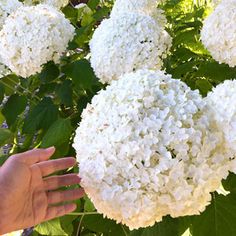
[76,214,84,236]
[7,76,41,101]
[66,212,101,216]
[121,225,129,236]
[0,80,22,96]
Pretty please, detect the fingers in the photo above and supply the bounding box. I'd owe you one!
[11,147,55,165]
[37,157,76,177]
[44,174,81,191]
[47,188,85,205]
[44,203,77,222]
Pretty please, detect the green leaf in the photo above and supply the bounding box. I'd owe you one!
[0,111,5,125]
[82,215,125,236]
[2,94,27,126]
[84,197,96,212]
[130,217,180,236]
[63,59,98,91]
[191,193,236,236]
[0,84,5,103]
[196,62,236,83]
[87,0,100,10]
[56,80,73,107]
[0,128,13,146]
[0,75,19,95]
[41,118,72,148]
[195,79,213,96]
[222,173,236,195]
[35,218,68,236]
[62,6,78,24]
[60,215,77,236]
[93,7,110,21]
[23,97,58,134]
[39,62,60,83]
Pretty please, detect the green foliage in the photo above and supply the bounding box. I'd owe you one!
[41,118,72,148]
[23,97,59,134]
[35,219,67,235]
[0,128,13,146]
[2,94,27,127]
[1,0,236,235]
[191,192,236,236]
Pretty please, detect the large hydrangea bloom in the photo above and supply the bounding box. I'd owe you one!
[111,0,166,20]
[0,0,22,28]
[0,4,75,78]
[90,13,171,84]
[24,0,69,9]
[205,80,236,170]
[201,0,236,67]
[73,69,233,229]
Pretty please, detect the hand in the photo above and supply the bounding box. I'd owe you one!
[0,147,84,234]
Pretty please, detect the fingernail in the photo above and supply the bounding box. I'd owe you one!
[45,146,55,153]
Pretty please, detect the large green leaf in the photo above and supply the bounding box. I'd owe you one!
[35,218,67,236]
[222,173,236,194]
[2,94,27,126]
[63,59,98,91]
[39,62,60,83]
[56,80,73,107]
[82,215,125,236]
[195,62,236,83]
[191,193,236,236]
[60,215,77,236]
[41,118,72,148]
[23,97,58,134]
[0,75,19,95]
[130,217,181,236]
[0,128,13,146]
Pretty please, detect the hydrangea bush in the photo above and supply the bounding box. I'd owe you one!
[1,0,236,235]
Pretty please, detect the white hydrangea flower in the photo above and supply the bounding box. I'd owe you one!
[73,69,232,230]
[0,4,75,78]
[24,0,69,9]
[205,80,236,172]
[0,0,22,28]
[201,0,236,67]
[111,0,167,22]
[211,0,221,7]
[90,13,172,84]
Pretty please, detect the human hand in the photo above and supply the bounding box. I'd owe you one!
[0,147,84,234]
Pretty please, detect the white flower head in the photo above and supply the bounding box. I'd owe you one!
[24,0,69,9]
[73,69,232,230]
[205,80,236,168]
[0,4,75,78]
[111,0,167,22]
[0,0,22,28]
[90,12,172,84]
[201,0,236,67]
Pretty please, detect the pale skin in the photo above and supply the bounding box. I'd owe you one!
[0,147,84,235]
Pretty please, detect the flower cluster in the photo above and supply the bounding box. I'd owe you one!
[0,4,75,78]
[73,69,233,229]
[0,0,22,28]
[90,1,171,84]
[201,0,236,67]
[205,80,236,171]
[24,0,69,9]
[111,0,166,19]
